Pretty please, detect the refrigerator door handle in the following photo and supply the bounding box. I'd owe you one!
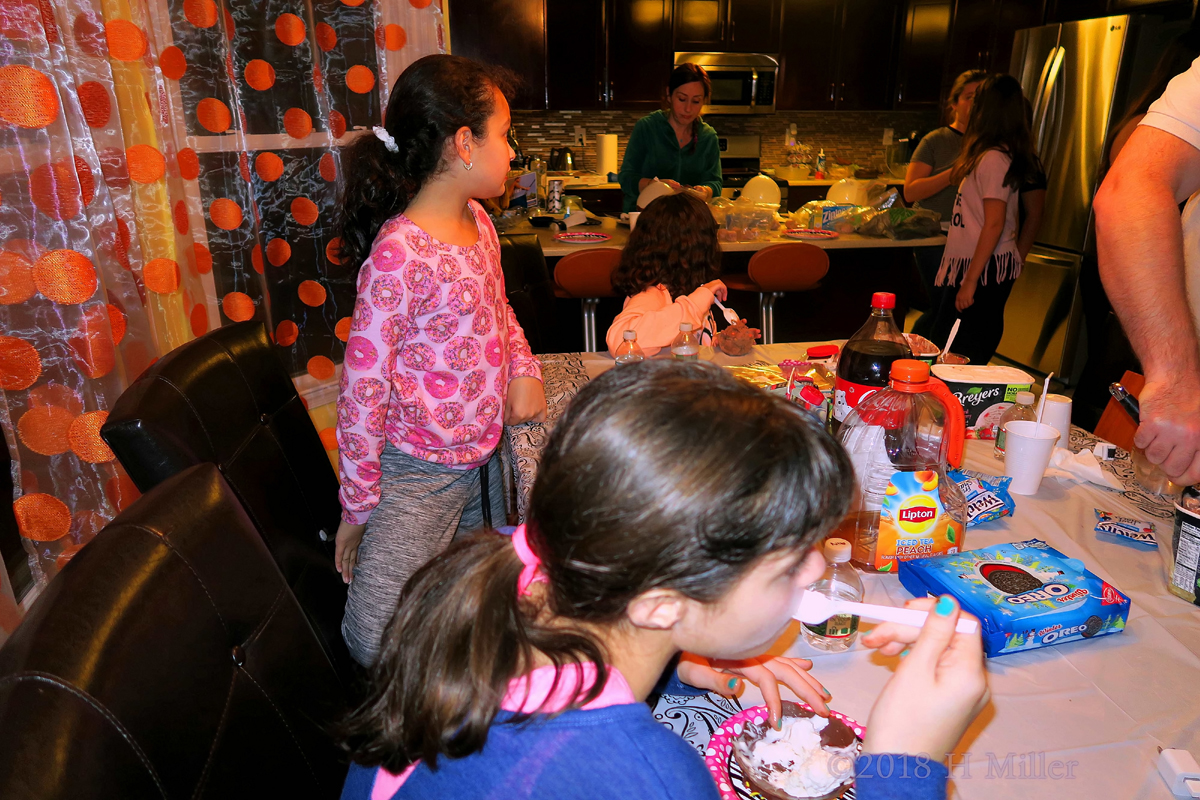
[1030,46,1058,136]
[1035,47,1066,158]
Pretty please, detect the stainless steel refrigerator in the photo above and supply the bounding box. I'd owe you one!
[999,15,1184,381]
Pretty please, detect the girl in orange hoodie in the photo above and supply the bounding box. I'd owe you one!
[606,193,727,357]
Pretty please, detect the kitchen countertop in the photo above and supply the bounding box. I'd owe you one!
[501,215,944,257]
[558,175,908,191]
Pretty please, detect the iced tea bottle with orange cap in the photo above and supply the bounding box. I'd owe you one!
[836,359,968,573]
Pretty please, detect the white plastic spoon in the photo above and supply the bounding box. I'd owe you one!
[712,297,740,327]
[1036,371,1055,427]
[794,591,979,635]
[939,318,962,362]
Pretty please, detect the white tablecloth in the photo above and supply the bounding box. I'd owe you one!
[503,343,1200,799]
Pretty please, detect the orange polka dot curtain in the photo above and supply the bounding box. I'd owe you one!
[0,0,446,599]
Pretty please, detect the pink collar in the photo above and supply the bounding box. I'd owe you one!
[370,664,636,800]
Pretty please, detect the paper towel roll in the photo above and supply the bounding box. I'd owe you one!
[595,134,618,176]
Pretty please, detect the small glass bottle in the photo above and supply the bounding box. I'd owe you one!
[671,322,700,361]
[993,391,1037,460]
[802,538,863,652]
[614,330,645,365]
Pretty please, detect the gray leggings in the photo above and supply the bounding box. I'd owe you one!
[342,443,505,667]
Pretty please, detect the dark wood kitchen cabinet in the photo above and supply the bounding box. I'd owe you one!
[546,0,606,109]
[895,0,952,109]
[675,0,781,52]
[777,0,900,111]
[944,0,1044,80]
[447,0,546,109]
[608,0,675,108]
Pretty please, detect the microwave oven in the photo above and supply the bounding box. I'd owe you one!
[673,52,778,115]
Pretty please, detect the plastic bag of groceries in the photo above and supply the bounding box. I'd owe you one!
[859,206,942,239]
[715,195,780,242]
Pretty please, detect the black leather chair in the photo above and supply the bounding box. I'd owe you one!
[100,322,355,688]
[0,464,348,798]
[498,233,557,355]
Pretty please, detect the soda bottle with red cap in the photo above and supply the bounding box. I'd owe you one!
[829,292,912,436]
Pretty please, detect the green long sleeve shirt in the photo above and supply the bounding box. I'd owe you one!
[618,110,723,212]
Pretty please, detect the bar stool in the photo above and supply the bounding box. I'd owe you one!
[722,243,829,344]
[553,248,622,352]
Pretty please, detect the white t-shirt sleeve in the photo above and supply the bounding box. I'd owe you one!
[973,150,1012,201]
[1141,54,1200,151]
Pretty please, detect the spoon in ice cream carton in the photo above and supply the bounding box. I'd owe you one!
[712,297,740,327]
[795,591,979,634]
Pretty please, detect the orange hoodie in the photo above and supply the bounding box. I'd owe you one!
[606,284,716,356]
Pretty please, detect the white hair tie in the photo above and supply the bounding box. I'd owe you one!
[372,125,398,153]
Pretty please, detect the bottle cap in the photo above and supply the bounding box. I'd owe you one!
[623,330,637,341]
[890,359,929,384]
[1016,391,1035,405]
[871,292,896,310]
[824,538,852,563]
[679,322,693,332]
[806,344,840,359]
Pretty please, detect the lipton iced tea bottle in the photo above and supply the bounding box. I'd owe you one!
[829,292,912,437]
[837,359,967,573]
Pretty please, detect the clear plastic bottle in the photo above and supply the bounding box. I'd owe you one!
[614,330,646,365]
[993,391,1037,460]
[802,538,864,652]
[671,322,700,361]
[836,359,967,573]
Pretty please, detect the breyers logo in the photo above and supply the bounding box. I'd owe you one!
[897,495,939,534]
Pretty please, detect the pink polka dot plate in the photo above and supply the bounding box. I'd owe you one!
[552,231,612,244]
[782,229,839,241]
[705,703,865,800]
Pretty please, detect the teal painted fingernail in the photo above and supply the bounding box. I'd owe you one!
[900,649,910,658]
[728,678,738,689]
[936,596,955,616]
[774,716,782,731]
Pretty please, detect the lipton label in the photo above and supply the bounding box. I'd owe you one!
[875,470,960,572]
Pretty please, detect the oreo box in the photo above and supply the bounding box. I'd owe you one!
[898,539,1131,657]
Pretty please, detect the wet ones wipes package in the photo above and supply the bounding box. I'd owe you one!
[899,539,1131,658]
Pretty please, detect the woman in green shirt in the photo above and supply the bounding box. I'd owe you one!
[618,64,723,213]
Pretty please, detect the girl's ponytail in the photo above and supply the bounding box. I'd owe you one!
[332,55,515,275]
[341,532,606,774]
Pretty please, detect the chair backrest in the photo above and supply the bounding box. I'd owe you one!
[0,464,348,799]
[99,322,355,687]
[1093,370,1144,452]
[553,247,622,299]
[498,233,557,354]
[747,243,830,293]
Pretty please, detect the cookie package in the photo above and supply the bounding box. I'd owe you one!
[1094,509,1158,548]
[898,539,1131,658]
[949,469,1015,527]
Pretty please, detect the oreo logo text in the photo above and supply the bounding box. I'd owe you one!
[1004,582,1075,605]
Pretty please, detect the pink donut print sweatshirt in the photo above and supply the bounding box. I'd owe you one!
[336,201,542,525]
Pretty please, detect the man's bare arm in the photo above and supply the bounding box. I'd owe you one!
[1095,124,1200,485]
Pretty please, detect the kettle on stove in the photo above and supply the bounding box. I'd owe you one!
[548,147,575,172]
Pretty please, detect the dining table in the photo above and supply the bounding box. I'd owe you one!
[500,342,1199,799]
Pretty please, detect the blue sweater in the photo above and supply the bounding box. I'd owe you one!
[340,704,720,800]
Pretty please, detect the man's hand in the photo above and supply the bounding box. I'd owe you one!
[1135,377,1200,486]
[504,377,547,426]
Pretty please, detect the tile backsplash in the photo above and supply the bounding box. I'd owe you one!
[511,109,941,174]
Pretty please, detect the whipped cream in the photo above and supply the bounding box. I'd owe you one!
[749,715,856,798]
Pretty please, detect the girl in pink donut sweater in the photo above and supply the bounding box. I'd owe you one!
[330,55,546,667]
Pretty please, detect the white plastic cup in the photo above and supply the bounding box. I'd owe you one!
[1003,420,1061,495]
[1042,393,1072,448]
[628,211,641,231]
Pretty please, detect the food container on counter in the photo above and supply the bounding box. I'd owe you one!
[931,364,1034,440]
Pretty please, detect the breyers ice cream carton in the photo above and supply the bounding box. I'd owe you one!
[899,539,1131,657]
[931,364,1034,439]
